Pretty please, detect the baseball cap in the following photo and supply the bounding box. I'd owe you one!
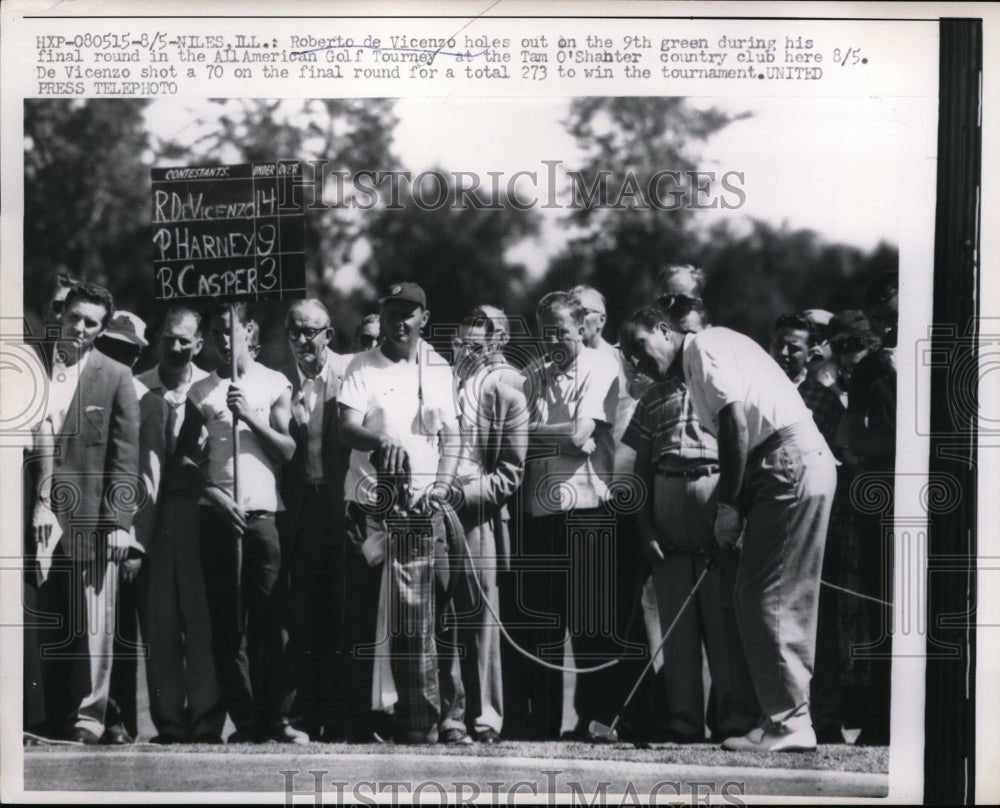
[827,310,872,344]
[379,281,426,309]
[102,311,148,347]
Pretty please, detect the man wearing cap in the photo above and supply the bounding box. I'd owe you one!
[280,299,351,741]
[175,302,303,744]
[135,306,225,744]
[27,282,140,743]
[338,281,463,744]
[619,305,836,753]
[91,311,171,744]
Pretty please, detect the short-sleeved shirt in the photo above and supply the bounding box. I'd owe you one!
[595,338,642,477]
[187,362,290,512]
[681,328,813,451]
[622,375,718,468]
[522,345,619,516]
[339,341,457,506]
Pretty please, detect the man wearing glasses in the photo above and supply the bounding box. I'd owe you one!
[449,307,528,743]
[281,299,351,741]
[352,314,381,353]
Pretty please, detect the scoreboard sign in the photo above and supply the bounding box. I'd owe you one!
[151,161,306,301]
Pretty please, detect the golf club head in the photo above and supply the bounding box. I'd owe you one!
[587,720,620,743]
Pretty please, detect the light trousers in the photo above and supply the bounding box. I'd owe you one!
[736,422,837,725]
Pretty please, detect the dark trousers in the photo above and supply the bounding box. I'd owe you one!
[143,493,224,741]
[339,509,385,738]
[856,506,893,744]
[23,573,48,733]
[199,508,293,732]
[32,547,81,737]
[512,508,644,738]
[283,486,345,733]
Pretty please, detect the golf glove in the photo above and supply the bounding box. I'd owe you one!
[714,503,743,550]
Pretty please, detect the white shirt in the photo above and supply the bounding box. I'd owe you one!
[45,348,91,434]
[681,328,813,452]
[293,350,350,482]
[339,341,457,506]
[596,338,640,477]
[187,362,291,512]
[523,345,619,516]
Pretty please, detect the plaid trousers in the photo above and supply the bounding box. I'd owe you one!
[384,513,456,734]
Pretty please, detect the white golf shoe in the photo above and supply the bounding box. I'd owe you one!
[721,718,817,753]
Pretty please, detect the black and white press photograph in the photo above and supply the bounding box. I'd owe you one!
[0,5,990,805]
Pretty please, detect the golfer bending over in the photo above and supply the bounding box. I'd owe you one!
[619,304,836,752]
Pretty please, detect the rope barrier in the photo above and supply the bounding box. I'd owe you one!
[437,504,893,672]
[441,504,621,674]
[821,579,892,607]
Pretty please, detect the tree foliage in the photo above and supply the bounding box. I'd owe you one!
[700,220,898,346]
[156,98,400,301]
[360,178,540,341]
[535,98,896,346]
[535,97,748,335]
[22,97,898,369]
[24,99,153,325]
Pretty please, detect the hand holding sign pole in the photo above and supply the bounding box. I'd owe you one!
[152,160,305,628]
[230,301,241,623]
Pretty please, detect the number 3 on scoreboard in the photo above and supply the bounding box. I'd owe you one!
[260,257,278,290]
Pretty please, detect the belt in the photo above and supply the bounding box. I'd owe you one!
[746,420,818,469]
[657,464,720,480]
[244,510,274,521]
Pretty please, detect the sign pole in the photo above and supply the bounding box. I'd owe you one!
[151,160,306,640]
[231,302,242,625]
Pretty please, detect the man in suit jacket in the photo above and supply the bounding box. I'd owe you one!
[135,306,224,744]
[28,282,140,744]
[450,306,528,743]
[280,299,351,741]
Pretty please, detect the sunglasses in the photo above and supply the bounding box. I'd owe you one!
[831,335,867,354]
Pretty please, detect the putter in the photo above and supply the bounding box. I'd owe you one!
[588,550,718,743]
